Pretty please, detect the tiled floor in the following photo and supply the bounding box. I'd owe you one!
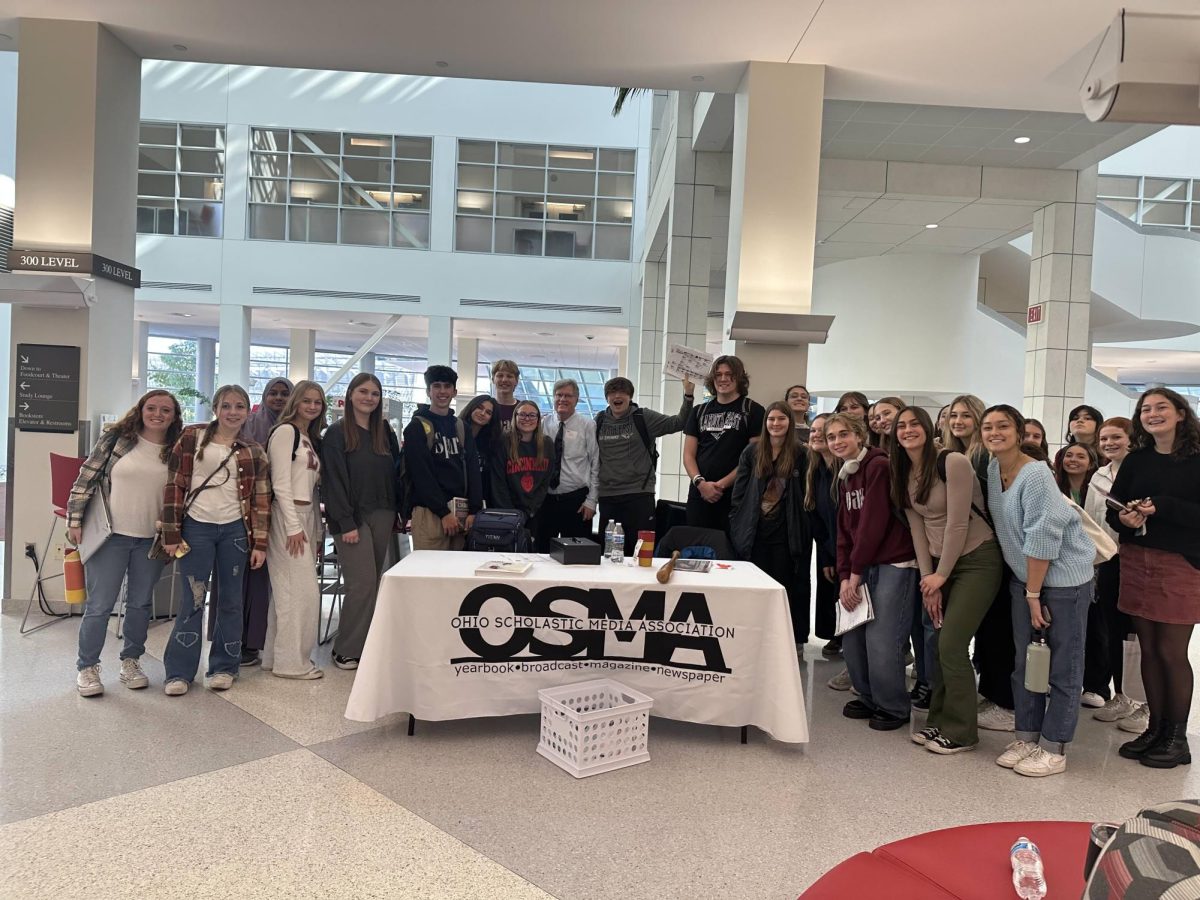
[3,606,1197,899]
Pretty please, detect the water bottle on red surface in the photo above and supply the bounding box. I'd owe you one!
[1010,836,1047,899]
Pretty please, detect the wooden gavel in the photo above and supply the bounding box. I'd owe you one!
[656,551,682,584]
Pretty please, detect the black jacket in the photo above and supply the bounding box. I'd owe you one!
[729,442,812,565]
[807,461,838,567]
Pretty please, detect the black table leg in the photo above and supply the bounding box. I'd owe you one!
[740,726,748,744]
[407,714,416,736]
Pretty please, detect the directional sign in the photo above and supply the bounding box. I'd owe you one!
[16,343,81,433]
[6,249,141,287]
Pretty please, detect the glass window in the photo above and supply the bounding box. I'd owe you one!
[1144,178,1189,203]
[454,139,637,260]
[1141,200,1187,227]
[137,121,225,237]
[1097,175,1139,198]
[248,126,432,249]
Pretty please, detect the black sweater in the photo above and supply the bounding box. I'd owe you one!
[320,420,401,535]
[1106,446,1200,569]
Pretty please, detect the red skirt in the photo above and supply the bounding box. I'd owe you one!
[1118,543,1200,625]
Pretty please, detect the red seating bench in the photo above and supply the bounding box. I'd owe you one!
[801,820,1091,899]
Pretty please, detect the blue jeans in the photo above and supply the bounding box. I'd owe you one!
[842,564,918,719]
[163,519,249,682]
[1010,577,1092,753]
[76,534,166,669]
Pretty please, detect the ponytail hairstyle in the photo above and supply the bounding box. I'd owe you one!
[889,406,937,511]
[342,372,390,455]
[275,380,328,452]
[197,384,251,460]
[106,389,183,463]
[754,401,801,480]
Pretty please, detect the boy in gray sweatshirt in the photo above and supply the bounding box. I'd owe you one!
[594,375,693,555]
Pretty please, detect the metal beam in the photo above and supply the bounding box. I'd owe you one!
[322,314,403,392]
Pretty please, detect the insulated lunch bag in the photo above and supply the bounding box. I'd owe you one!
[466,509,532,553]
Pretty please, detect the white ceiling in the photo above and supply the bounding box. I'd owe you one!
[2,0,1197,110]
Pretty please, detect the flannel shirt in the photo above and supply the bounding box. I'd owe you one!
[160,424,272,551]
[65,430,141,529]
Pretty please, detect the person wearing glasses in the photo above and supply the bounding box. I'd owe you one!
[492,400,557,536]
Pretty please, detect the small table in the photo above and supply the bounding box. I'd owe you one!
[345,551,808,743]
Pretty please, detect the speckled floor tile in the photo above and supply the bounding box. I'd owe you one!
[0,748,555,900]
[0,613,299,824]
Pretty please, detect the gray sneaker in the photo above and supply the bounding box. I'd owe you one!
[119,658,150,690]
[827,668,852,691]
[164,679,189,696]
[1094,693,1138,722]
[76,664,104,697]
[1118,703,1150,733]
[977,700,1016,732]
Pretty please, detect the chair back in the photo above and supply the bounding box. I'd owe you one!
[657,526,736,561]
[49,453,87,512]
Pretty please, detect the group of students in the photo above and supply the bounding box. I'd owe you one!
[64,354,1200,781]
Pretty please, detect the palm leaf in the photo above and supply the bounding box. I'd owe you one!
[612,87,646,116]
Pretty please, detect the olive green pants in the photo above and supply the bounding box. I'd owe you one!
[927,540,1004,745]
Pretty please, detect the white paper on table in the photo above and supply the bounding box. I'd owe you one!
[835,583,875,636]
[662,343,714,383]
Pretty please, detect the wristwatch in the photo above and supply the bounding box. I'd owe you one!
[692,475,705,486]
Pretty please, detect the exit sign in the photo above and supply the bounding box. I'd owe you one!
[1027,304,1044,325]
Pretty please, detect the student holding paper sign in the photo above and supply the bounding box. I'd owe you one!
[827,412,919,732]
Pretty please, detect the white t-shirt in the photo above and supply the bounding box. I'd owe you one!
[109,437,169,538]
[187,444,242,525]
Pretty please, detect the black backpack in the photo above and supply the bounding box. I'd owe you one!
[935,449,993,528]
[595,405,657,490]
[465,509,532,552]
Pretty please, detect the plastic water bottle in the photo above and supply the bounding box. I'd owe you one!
[603,522,615,561]
[1010,837,1047,899]
[610,523,624,564]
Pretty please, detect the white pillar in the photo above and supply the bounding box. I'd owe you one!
[723,62,824,400]
[132,320,150,397]
[429,135,455,254]
[457,336,479,398]
[427,315,452,367]
[217,304,251,388]
[360,351,376,375]
[288,328,315,382]
[195,337,216,420]
[1024,168,1096,451]
[616,344,628,379]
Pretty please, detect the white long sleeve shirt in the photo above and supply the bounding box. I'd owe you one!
[267,423,321,535]
[542,412,599,510]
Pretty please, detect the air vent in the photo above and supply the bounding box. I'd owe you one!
[253,286,419,303]
[0,207,12,274]
[141,281,213,292]
[460,297,622,315]
[707,309,724,318]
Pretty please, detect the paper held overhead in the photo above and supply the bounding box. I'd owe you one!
[662,343,714,382]
[727,311,834,345]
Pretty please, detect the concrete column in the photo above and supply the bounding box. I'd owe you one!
[722,62,824,401]
[429,135,455,253]
[217,304,250,388]
[195,337,216,420]
[616,345,628,379]
[6,20,140,604]
[360,352,376,375]
[288,328,315,382]
[457,336,479,399]
[427,315,452,367]
[132,320,150,397]
[637,260,666,412]
[1024,167,1096,450]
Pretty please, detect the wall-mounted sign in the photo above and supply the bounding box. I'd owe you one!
[15,343,81,433]
[6,249,141,287]
[1027,304,1044,325]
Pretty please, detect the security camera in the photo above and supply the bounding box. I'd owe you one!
[585,335,595,341]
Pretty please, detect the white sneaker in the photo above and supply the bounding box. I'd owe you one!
[207,672,235,691]
[978,701,1016,732]
[1094,693,1138,722]
[996,740,1038,769]
[76,664,103,697]
[164,679,189,696]
[827,668,852,691]
[1081,691,1106,709]
[119,658,149,690]
[1014,746,1066,777]
[1118,703,1150,734]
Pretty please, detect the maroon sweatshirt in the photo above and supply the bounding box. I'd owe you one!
[836,447,916,581]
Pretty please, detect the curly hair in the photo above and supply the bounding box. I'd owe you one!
[106,390,183,463]
[703,355,750,397]
[1131,388,1200,459]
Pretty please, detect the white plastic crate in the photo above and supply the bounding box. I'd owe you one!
[537,679,653,778]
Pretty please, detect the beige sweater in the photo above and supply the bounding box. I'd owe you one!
[267,423,321,535]
[905,450,994,579]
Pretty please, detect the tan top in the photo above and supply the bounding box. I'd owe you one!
[905,450,994,579]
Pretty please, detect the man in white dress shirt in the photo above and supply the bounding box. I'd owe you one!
[537,378,599,552]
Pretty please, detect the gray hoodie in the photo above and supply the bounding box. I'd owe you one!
[595,395,693,498]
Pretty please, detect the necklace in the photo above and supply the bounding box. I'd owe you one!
[1000,458,1023,487]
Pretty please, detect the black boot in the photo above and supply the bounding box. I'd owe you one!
[1141,722,1192,769]
[1118,718,1164,759]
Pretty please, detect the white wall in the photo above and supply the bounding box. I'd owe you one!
[1101,125,1200,178]
[0,50,15,197]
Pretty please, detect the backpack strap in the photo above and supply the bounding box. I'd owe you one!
[632,407,657,489]
[937,448,992,527]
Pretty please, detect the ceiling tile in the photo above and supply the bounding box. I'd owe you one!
[851,102,920,123]
[885,123,954,144]
[959,108,1029,129]
[1036,132,1114,154]
[815,241,895,258]
[822,140,883,159]
[905,225,1010,247]
[853,198,966,225]
[816,195,868,221]
[815,220,843,240]
[885,243,970,255]
[826,221,926,243]
[1017,150,1078,168]
[967,147,1032,166]
[822,99,861,122]
[868,143,928,162]
[904,105,976,126]
[988,129,1058,149]
[834,120,899,143]
[938,201,1038,230]
[1013,111,1088,131]
[938,126,1009,148]
[915,145,977,164]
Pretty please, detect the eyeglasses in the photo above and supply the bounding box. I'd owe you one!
[516,413,539,420]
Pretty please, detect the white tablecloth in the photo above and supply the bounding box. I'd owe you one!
[345,551,808,743]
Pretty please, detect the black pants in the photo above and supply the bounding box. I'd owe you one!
[685,483,732,533]
[1085,557,1128,696]
[973,572,1015,709]
[536,487,591,552]
[598,493,655,556]
[207,560,270,651]
[814,551,839,641]
[751,536,811,644]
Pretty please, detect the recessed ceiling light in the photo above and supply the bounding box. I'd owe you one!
[691,75,705,83]
[925,223,939,229]
[1013,136,1031,144]
[172,43,188,52]
[169,312,193,317]
[435,60,449,69]
[535,331,553,336]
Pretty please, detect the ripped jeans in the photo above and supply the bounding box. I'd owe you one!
[163,518,250,683]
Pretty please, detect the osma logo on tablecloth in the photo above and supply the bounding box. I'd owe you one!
[450,583,736,680]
